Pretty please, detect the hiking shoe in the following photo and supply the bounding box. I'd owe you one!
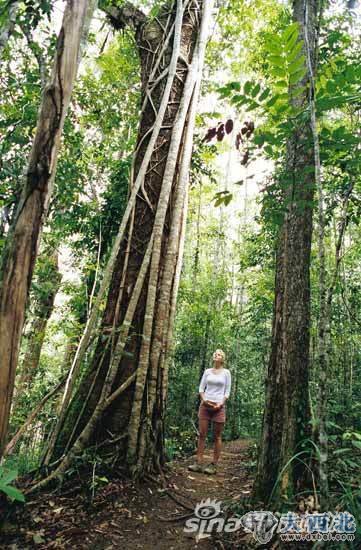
[203,462,218,475]
[188,463,205,473]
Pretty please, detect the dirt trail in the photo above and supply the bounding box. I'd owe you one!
[1,439,254,549]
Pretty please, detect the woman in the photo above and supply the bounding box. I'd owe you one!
[189,349,231,475]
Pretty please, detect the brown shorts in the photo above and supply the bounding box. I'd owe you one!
[198,402,226,423]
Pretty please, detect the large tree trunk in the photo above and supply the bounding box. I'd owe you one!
[254,0,319,504]
[0,0,95,458]
[41,0,213,483]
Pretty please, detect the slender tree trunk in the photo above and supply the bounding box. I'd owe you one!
[39,0,213,484]
[4,375,66,456]
[192,181,202,290]
[0,1,20,59]
[315,183,353,504]
[254,0,319,504]
[0,0,95,458]
[12,251,61,413]
[305,0,354,505]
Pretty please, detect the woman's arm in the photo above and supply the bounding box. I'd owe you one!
[216,370,231,408]
[225,370,231,397]
[199,370,208,403]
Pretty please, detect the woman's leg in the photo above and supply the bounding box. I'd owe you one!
[213,421,225,464]
[197,418,209,463]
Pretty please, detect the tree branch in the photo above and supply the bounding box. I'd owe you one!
[101,2,147,32]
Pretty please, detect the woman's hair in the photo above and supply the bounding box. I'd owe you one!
[213,349,226,363]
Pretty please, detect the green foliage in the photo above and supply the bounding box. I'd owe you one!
[212,190,233,207]
[0,467,25,503]
[218,22,307,120]
[165,429,196,460]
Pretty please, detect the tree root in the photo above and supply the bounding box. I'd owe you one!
[158,511,194,522]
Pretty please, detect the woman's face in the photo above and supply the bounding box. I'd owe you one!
[213,351,224,364]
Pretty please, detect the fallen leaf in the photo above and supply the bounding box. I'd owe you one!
[33,516,42,524]
[33,533,45,545]
[196,533,211,542]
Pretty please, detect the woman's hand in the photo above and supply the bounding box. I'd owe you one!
[203,400,222,410]
[203,400,217,409]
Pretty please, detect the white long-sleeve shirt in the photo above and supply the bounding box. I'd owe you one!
[199,368,231,404]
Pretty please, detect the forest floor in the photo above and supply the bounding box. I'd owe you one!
[1,439,258,549]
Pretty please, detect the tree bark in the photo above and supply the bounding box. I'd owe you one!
[254,0,319,504]
[0,0,95,458]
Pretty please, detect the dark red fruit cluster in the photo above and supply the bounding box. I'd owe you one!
[203,119,234,143]
[203,119,255,167]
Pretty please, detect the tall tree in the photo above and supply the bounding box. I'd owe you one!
[254,0,319,503]
[0,0,95,458]
[37,0,214,488]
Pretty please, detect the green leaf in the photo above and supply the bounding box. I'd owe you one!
[326,80,336,94]
[244,81,253,95]
[258,88,271,102]
[290,85,306,98]
[0,469,18,485]
[98,476,109,482]
[345,66,355,81]
[229,81,241,91]
[270,66,287,79]
[289,68,306,85]
[287,41,303,63]
[251,83,261,97]
[326,421,343,431]
[333,448,352,455]
[0,484,25,502]
[253,135,265,146]
[33,534,45,545]
[276,93,289,101]
[267,41,282,55]
[248,101,260,111]
[285,30,299,52]
[289,55,306,74]
[231,94,247,105]
[343,459,360,468]
[274,79,288,89]
[268,55,284,67]
[266,95,279,107]
[351,440,361,450]
[224,193,233,206]
[264,145,273,156]
[282,22,299,42]
[275,104,289,114]
[218,86,231,97]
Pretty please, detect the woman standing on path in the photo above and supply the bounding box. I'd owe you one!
[189,349,231,475]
